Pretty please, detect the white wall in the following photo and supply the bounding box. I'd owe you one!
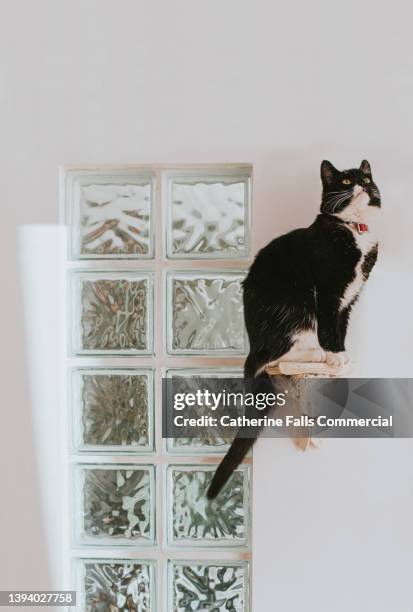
[1,0,413,608]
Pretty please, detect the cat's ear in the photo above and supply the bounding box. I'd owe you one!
[360,159,372,175]
[320,160,338,185]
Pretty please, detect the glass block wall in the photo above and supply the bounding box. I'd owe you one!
[63,165,252,611]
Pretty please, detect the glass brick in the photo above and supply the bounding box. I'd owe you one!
[166,271,247,355]
[65,169,155,259]
[164,368,242,454]
[75,464,155,546]
[71,271,153,355]
[167,465,250,547]
[169,560,249,611]
[165,172,251,259]
[72,368,154,453]
[76,558,155,611]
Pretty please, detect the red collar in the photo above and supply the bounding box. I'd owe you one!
[349,222,369,234]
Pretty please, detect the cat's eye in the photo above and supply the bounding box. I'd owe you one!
[363,177,371,184]
[342,179,351,185]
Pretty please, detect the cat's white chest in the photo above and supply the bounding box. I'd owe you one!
[340,228,377,310]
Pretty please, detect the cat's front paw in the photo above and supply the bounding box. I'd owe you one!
[326,351,350,369]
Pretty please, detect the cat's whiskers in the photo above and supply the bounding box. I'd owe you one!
[324,195,343,207]
[325,191,352,213]
[331,196,351,213]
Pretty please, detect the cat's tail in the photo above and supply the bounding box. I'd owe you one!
[206,366,274,500]
[206,436,255,500]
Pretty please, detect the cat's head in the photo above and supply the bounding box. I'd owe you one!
[320,160,381,220]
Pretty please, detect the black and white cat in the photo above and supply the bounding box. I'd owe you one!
[207,160,381,499]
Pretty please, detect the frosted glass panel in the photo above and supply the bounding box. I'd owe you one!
[167,434,230,454]
[165,368,242,454]
[167,465,250,547]
[77,559,155,611]
[75,464,155,545]
[66,170,154,259]
[166,271,247,355]
[166,176,250,259]
[71,271,153,355]
[72,369,154,453]
[170,561,249,611]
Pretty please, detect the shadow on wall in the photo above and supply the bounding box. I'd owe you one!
[0,229,51,590]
